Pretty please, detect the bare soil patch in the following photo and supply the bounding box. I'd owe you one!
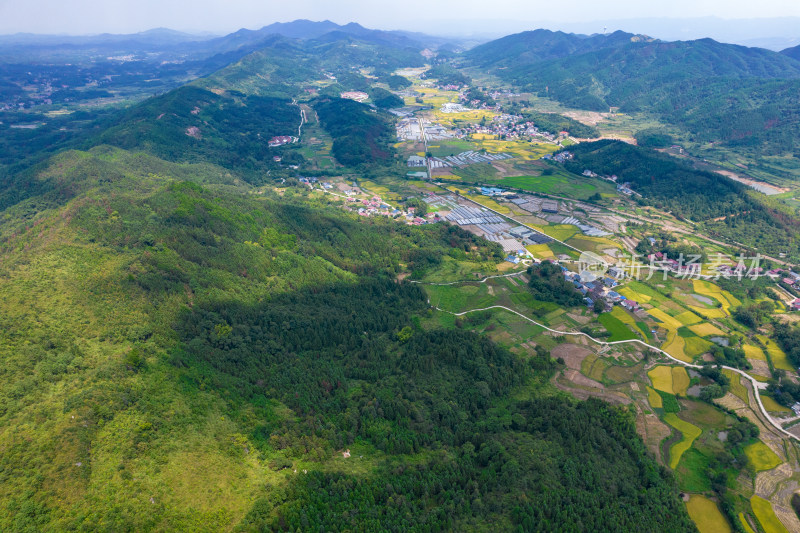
[551,344,594,370]
[563,369,603,389]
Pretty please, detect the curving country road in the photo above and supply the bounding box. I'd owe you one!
[428,300,798,442]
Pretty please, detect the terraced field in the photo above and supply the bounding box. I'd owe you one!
[744,344,767,361]
[609,306,648,339]
[647,386,663,408]
[689,322,725,337]
[723,369,750,404]
[685,495,732,533]
[664,413,703,469]
[648,365,690,396]
[671,366,690,396]
[757,335,796,372]
[745,441,783,472]
[740,513,757,533]
[760,395,792,414]
[675,310,702,325]
[751,495,789,533]
[618,281,661,305]
[692,280,741,315]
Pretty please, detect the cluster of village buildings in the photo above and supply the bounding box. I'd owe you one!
[453,113,569,144]
[561,265,641,312]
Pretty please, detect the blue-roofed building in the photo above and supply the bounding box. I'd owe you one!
[480,187,505,196]
[505,255,520,264]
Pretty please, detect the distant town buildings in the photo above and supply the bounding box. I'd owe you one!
[340,91,369,102]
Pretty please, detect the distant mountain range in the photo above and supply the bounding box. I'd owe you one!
[0,20,459,65]
[0,27,210,47]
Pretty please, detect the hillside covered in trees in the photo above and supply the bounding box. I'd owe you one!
[469,32,800,155]
[564,140,800,259]
[0,28,700,530]
[0,143,696,531]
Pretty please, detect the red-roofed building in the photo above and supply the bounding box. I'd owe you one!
[621,300,640,311]
[268,136,294,147]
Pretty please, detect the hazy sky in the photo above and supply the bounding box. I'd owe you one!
[2,0,800,35]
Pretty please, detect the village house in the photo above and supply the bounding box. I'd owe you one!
[621,300,640,312]
[269,135,294,147]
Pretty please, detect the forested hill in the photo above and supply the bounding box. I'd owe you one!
[477,38,800,154]
[782,44,800,61]
[0,137,696,530]
[564,141,800,259]
[498,38,800,110]
[0,30,413,206]
[464,29,650,68]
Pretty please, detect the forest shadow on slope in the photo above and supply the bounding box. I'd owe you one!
[171,278,696,532]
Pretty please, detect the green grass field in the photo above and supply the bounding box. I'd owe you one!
[599,312,637,341]
[485,173,613,200]
[676,448,712,493]
[425,283,496,312]
[450,163,499,181]
[532,223,579,242]
[426,139,477,157]
[610,306,648,339]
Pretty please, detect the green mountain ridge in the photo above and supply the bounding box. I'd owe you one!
[473,34,800,154]
[464,29,650,68]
